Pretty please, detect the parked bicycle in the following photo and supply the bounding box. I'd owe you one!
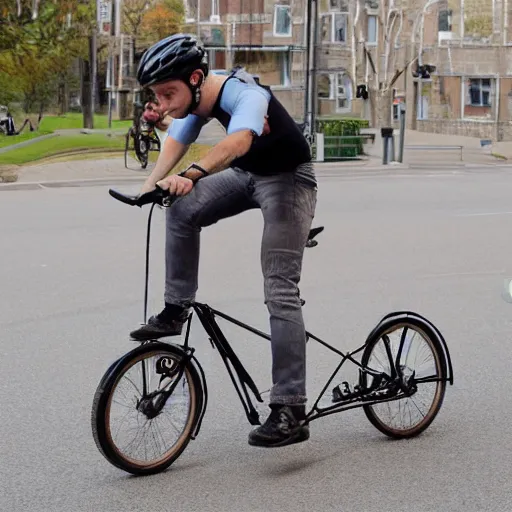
[91,185,454,476]
[124,102,161,170]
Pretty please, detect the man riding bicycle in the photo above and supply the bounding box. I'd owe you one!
[141,100,172,145]
[130,34,317,448]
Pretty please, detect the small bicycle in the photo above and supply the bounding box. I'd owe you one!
[124,102,161,170]
[91,186,454,476]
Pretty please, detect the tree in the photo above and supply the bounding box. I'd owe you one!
[123,0,152,42]
[0,1,92,54]
[351,0,426,127]
[123,0,184,51]
[140,0,184,44]
[0,1,96,125]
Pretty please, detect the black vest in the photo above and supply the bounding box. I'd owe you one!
[210,71,311,176]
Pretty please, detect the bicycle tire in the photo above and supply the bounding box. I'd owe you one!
[124,127,134,169]
[135,134,149,169]
[91,342,203,475]
[360,316,447,439]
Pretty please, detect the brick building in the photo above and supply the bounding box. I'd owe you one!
[182,0,308,119]
[408,0,512,140]
[130,0,512,140]
[316,0,512,140]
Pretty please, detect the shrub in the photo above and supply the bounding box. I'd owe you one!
[315,118,369,159]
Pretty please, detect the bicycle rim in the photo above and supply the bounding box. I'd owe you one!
[361,322,446,438]
[99,348,198,473]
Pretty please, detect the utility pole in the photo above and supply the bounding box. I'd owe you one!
[304,0,318,137]
[303,0,312,127]
[91,30,97,116]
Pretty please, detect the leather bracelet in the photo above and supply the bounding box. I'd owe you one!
[179,163,209,183]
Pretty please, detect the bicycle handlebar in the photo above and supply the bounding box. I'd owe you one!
[109,185,174,207]
[108,185,325,247]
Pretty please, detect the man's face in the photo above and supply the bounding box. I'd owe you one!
[142,102,161,125]
[150,79,193,119]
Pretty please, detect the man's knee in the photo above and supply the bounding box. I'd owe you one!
[166,194,201,230]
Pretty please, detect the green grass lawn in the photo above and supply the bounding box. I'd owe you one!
[0,130,53,149]
[39,113,132,131]
[0,133,125,165]
[0,112,131,151]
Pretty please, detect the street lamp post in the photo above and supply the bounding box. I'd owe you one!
[304,0,319,138]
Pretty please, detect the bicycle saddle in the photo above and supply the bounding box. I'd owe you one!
[306,226,324,248]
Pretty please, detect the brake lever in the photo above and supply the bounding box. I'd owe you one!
[109,185,174,207]
[136,185,174,207]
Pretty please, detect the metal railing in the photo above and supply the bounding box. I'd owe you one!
[314,134,375,161]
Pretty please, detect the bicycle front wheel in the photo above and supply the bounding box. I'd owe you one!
[360,318,447,439]
[92,342,203,475]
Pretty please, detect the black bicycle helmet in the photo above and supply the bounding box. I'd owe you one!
[137,34,208,113]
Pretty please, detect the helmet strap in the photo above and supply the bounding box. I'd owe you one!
[186,71,204,115]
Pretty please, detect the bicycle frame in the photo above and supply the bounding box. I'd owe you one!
[163,299,454,432]
[132,201,453,436]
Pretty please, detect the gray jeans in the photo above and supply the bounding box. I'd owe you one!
[164,166,317,405]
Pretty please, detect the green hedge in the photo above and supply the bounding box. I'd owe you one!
[315,118,370,160]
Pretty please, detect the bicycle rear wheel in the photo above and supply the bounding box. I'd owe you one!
[360,318,447,439]
[135,134,149,169]
[92,342,203,475]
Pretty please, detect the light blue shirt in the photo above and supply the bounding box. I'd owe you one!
[167,77,271,145]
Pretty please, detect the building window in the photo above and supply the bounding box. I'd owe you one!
[321,12,348,42]
[183,0,197,23]
[417,95,429,120]
[329,0,348,11]
[232,51,290,87]
[438,9,453,31]
[333,13,347,42]
[336,73,352,112]
[463,78,495,118]
[274,5,292,37]
[318,74,334,99]
[417,82,430,120]
[278,52,291,86]
[367,15,377,44]
[468,78,492,106]
[321,12,348,43]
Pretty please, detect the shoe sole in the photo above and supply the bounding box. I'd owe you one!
[248,428,310,448]
[129,331,182,342]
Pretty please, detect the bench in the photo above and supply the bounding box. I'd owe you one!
[405,145,463,161]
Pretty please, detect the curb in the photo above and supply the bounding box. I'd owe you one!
[2,161,512,192]
[0,176,146,191]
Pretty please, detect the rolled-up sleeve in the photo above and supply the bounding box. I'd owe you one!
[167,114,205,145]
[226,88,270,136]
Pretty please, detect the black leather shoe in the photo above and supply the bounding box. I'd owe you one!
[130,312,187,341]
[248,405,309,448]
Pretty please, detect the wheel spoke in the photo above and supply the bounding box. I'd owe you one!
[364,322,445,436]
[102,349,195,470]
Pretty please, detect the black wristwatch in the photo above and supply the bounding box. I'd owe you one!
[179,163,209,183]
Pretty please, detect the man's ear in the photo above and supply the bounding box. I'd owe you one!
[190,70,204,87]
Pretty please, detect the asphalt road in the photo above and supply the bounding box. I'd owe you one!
[2,166,512,511]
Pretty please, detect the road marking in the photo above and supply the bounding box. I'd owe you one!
[455,211,512,217]
[419,270,505,278]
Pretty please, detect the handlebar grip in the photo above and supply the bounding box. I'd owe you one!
[109,185,174,207]
[109,188,139,206]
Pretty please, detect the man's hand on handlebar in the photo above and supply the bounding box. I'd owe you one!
[155,175,194,197]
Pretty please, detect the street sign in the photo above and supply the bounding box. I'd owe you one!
[98,0,113,36]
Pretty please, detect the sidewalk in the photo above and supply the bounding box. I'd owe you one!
[2,122,512,188]
[363,128,508,165]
